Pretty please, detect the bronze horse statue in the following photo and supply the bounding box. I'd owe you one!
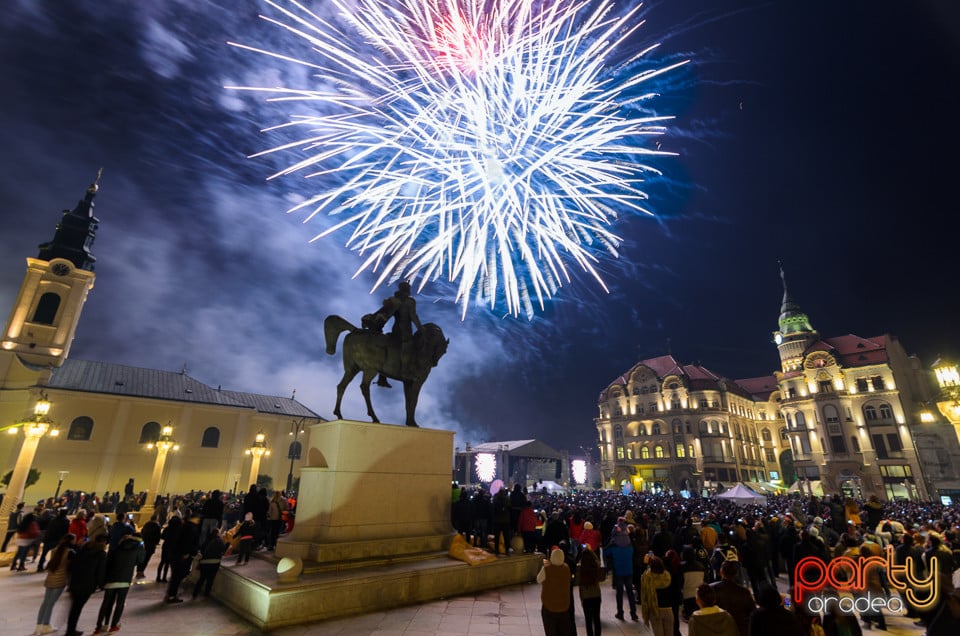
[324,315,449,427]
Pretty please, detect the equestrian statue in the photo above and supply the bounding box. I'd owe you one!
[324,282,449,427]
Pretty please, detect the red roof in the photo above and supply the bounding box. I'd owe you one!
[807,334,889,367]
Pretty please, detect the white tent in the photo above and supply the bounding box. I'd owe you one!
[715,483,766,505]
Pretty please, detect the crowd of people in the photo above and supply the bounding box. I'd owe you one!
[3,484,294,636]
[453,485,960,636]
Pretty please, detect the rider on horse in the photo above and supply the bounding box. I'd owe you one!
[361,281,422,388]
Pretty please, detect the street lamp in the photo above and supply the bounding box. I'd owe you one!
[245,431,270,489]
[138,423,179,521]
[54,470,69,501]
[286,418,307,494]
[0,391,59,537]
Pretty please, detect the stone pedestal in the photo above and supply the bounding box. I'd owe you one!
[276,419,454,563]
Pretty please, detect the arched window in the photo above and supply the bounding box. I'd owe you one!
[654,445,664,458]
[139,421,161,444]
[780,427,789,441]
[627,447,634,459]
[688,444,695,458]
[641,446,650,459]
[796,413,807,429]
[879,403,893,420]
[786,413,793,428]
[677,444,686,458]
[762,428,772,442]
[32,292,61,325]
[201,427,220,448]
[673,420,682,434]
[636,424,646,437]
[863,405,878,421]
[67,416,93,441]
[823,405,840,424]
[699,421,708,434]
[652,423,661,435]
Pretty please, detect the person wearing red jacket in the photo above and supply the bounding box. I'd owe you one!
[518,502,540,553]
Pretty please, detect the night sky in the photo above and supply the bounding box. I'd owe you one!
[1,1,958,456]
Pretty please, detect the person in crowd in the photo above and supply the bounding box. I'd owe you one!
[664,548,684,636]
[518,501,539,553]
[11,512,41,571]
[235,512,257,566]
[710,559,755,636]
[537,547,573,636]
[65,533,108,636]
[470,488,491,549]
[200,489,224,546]
[86,513,108,544]
[747,585,802,636]
[681,546,707,620]
[920,530,956,628]
[38,508,70,572]
[68,509,88,545]
[510,483,527,537]
[822,589,863,636]
[858,534,887,630]
[193,527,228,599]
[3,501,25,552]
[34,533,77,636]
[137,514,161,579]
[266,491,287,551]
[95,531,144,633]
[492,486,512,556]
[580,521,601,553]
[640,555,672,636]
[577,543,603,636]
[689,584,738,636]
[164,510,200,603]
[157,515,182,583]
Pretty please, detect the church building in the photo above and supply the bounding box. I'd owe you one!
[0,177,322,517]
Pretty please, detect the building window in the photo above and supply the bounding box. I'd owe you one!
[863,405,878,421]
[677,444,686,458]
[872,376,885,390]
[788,388,797,398]
[641,446,650,459]
[67,416,94,441]
[671,400,681,410]
[637,404,644,414]
[851,435,860,453]
[819,380,833,393]
[672,421,682,434]
[886,433,903,452]
[652,423,662,435]
[871,434,888,459]
[856,378,868,392]
[139,421,161,444]
[627,447,633,459]
[762,429,772,442]
[796,413,807,429]
[823,405,840,424]
[613,405,622,416]
[830,435,847,453]
[688,444,695,458]
[699,399,708,408]
[201,427,220,448]
[637,424,646,437]
[649,402,658,413]
[614,425,623,440]
[765,447,775,462]
[32,292,61,325]
[655,445,664,458]
[616,446,624,460]
[879,403,894,421]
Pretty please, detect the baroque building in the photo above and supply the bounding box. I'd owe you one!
[596,269,960,502]
[0,177,322,513]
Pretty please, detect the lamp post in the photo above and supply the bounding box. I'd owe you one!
[245,431,270,490]
[54,470,69,501]
[0,392,59,537]
[286,418,307,494]
[138,424,179,522]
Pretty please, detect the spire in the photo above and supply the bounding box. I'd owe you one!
[37,169,102,271]
[777,262,814,335]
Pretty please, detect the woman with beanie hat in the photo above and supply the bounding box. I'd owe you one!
[537,548,573,635]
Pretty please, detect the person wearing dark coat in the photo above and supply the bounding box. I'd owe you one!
[95,533,145,632]
[165,513,200,603]
[37,508,70,572]
[748,585,802,636]
[65,534,108,636]
[137,515,162,578]
[193,527,228,598]
[710,560,756,636]
[157,515,182,583]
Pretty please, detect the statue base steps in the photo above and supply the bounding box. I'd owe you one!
[214,551,541,629]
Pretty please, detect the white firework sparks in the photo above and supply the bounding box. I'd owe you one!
[229,0,687,318]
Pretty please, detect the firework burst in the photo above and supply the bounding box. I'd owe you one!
[230,0,687,318]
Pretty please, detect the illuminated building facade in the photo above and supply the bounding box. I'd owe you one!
[0,179,322,506]
[596,270,960,501]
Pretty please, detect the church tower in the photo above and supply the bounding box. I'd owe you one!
[1,173,100,368]
[772,265,818,373]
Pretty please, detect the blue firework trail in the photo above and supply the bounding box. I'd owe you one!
[230,0,687,319]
